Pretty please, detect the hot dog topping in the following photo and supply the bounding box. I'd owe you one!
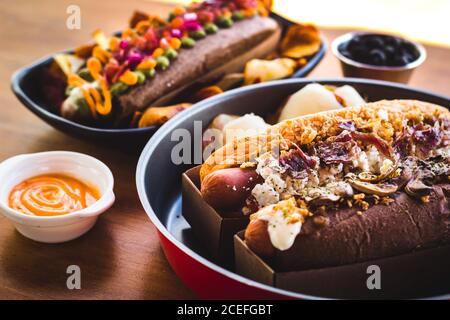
[247,118,450,251]
[251,198,309,251]
[59,0,269,119]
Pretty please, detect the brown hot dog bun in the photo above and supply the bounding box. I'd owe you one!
[245,184,450,271]
[201,167,262,210]
[118,16,281,118]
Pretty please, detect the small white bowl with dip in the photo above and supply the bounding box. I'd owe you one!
[0,151,115,243]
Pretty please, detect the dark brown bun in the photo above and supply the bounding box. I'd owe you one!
[246,184,450,271]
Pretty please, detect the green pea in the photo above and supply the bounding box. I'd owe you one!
[204,23,219,34]
[142,68,156,78]
[156,56,170,70]
[216,16,233,28]
[232,11,245,21]
[189,29,206,40]
[77,68,94,81]
[165,47,178,60]
[135,70,146,84]
[181,37,196,48]
[110,81,129,96]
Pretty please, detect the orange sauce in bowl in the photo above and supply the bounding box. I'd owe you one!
[8,174,100,216]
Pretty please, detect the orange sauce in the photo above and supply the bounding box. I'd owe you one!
[8,174,100,216]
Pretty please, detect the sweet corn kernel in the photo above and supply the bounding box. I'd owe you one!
[119,70,138,85]
[170,37,181,50]
[153,47,164,58]
[137,59,157,70]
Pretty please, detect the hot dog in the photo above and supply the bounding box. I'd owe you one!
[117,16,281,114]
[246,185,450,271]
[201,99,450,270]
[59,1,280,126]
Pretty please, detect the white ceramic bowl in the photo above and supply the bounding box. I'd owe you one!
[0,151,115,243]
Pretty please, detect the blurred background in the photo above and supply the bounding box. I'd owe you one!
[160,0,450,47]
[1,0,449,96]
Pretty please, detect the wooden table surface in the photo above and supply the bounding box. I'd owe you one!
[1,0,449,300]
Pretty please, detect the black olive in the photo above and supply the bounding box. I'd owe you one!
[350,46,367,60]
[347,38,362,51]
[384,36,402,48]
[384,45,396,58]
[366,36,385,49]
[341,34,419,67]
[402,42,418,57]
[394,55,410,66]
[369,49,386,65]
[339,43,353,59]
[350,35,362,45]
[403,52,415,63]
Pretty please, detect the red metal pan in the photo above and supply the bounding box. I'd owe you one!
[136,78,450,299]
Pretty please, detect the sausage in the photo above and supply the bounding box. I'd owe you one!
[245,185,450,271]
[201,167,262,211]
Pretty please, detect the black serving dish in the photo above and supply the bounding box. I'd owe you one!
[136,78,450,299]
[10,13,326,147]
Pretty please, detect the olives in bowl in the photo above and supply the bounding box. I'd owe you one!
[332,32,426,83]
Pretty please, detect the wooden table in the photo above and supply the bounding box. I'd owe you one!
[1,0,449,300]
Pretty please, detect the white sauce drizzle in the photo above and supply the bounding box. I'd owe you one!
[255,199,303,251]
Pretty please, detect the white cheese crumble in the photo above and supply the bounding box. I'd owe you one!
[252,152,356,207]
[265,173,286,193]
[380,159,394,175]
[319,163,343,183]
[367,146,383,172]
[251,183,279,207]
[353,146,385,173]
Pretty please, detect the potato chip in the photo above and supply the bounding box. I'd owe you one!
[74,43,96,59]
[215,73,244,91]
[244,58,297,85]
[129,10,149,28]
[280,24,321,59]
[191,86,224,102]
[138,103,191,128]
